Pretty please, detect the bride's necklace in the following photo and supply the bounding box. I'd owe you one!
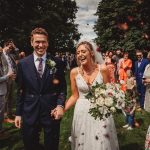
[80,64,97,88]
[81,64,97,77]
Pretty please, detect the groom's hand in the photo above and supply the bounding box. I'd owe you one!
[51,106,64,120]
[15,116,22,128]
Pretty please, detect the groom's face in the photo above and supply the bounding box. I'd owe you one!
[31,34,49,57]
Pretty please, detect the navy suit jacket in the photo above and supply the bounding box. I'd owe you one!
[15,53,67,125]
[134,58,149,81]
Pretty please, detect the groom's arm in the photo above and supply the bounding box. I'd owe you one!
[15,61,24,116]
[51,59,67,120]
[56,59,67,107]
[15,61,24,128]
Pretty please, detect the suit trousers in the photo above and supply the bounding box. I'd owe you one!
[137,81,146,108]
[0,95,6,130]
[22,119,60,150]
[5,80,15,117]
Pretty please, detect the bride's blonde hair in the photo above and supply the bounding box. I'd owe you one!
[76,41,95,66]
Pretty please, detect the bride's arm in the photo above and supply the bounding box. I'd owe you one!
[64,68,79,112]
[100,64,110,83]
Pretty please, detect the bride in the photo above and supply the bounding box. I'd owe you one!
[65,41,119,150]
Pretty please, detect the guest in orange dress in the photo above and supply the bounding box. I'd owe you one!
[119,52,132,91]
[105,57,116,83]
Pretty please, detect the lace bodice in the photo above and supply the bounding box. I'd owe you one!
[75,65,103,98]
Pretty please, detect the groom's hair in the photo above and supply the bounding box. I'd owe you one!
[30,27,48,41]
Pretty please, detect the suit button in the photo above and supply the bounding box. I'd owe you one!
[40,94,42,97]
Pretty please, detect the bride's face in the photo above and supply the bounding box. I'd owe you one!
[76,44,93,65]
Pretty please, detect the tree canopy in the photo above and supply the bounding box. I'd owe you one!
[0,0,81,54]
[94,0,150,52]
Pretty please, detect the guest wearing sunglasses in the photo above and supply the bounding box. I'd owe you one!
[134,50,149,109]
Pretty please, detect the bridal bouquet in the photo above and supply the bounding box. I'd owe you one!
[86,82,129,120]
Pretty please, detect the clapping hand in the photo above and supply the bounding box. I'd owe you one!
[51,106,64,120]
[7,71,16,80]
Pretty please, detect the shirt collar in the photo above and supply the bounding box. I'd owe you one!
[33,52,47,62]
[138,58,143,62]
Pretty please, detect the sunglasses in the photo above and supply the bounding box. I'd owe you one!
[136,55,142,57]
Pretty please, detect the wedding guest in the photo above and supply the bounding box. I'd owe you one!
[122,98,136,130]
[15,27,67,150]
[126,70,136,96]
[122,70,137,130]
[134,50,149,108]
[2,40,17,123]
[113,49,123,81]
[119,52,132,91]
[108,50,114,59]
[143,51,150,112]
[65,41,119,150]
[105,57,116,83]
[0,46,16,134]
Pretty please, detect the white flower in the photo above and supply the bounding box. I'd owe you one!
[104,97,113,107]
[95,88,101,98]
[50,60,56,67]
[103,106,109,115]
[106,89,115,97]
[110,107,116,112]
[115,93,120,99]
[90,97,95,103]
[46,59,56,68]
[100,89,106,94]
[116,99,125,109]
[98,107,104,114]
[96,97,105,106]
[95,87,100,93]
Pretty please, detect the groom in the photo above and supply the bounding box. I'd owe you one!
[15,27,67,150]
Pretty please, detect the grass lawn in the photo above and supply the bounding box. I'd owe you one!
[0,72,150,150]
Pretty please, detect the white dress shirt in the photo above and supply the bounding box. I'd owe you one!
[33,52,46,74]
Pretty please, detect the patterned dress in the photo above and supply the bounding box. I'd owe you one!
[143,64,150,112]
[71,65,119,150]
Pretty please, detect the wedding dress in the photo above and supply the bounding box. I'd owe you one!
[71,65,119,150]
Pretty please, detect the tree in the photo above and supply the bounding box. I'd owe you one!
[94,0,150,53]
[0,0,81,54]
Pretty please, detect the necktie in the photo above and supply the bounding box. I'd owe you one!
[37,58,43,78]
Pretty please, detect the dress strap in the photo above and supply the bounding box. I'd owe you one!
[98,64,101,73]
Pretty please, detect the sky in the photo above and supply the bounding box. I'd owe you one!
[75,0,100,42]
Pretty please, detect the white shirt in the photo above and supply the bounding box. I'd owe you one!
[33,52,46,74]
[3,51,13,73]
[138,58,143,68]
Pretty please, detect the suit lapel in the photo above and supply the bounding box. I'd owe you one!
[40,54,54,91]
